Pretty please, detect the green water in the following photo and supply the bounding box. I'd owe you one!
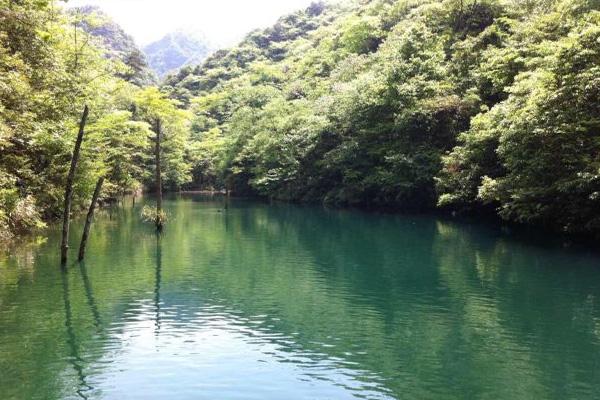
[1,196,600,400]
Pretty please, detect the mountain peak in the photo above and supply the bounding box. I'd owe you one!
[69,5,156,86]
[143,31,214,79]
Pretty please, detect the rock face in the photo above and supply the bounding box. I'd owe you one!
[70,6,156,86]
[143,31,214,79]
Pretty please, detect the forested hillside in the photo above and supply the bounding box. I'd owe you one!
[0,0,189,240]
[1,0,599,241]
[166,0,600,234]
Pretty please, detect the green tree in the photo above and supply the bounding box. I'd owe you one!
[134,87,192,190]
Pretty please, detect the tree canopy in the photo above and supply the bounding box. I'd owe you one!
[2,0,600,239]
[0,0,189,240]
[164,0,600,234]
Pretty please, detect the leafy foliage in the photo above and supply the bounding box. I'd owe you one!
[140,204,169,226]
[2,0,600,238]
[165,0,600,234]
[439,8,600,232]
[134,87,192,190]
[0,0,192,240]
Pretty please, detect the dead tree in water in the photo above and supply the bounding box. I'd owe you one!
[61,105,89,265]
[78,177,104,261]
[154,118,163,231]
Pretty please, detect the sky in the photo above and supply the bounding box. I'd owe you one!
[66,0,321,47]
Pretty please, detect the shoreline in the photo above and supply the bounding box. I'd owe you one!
[4,193,598,256]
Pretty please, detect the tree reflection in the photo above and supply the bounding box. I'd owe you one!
[154,232,162,335]
[79,261,102,331]
[61,269,92,399]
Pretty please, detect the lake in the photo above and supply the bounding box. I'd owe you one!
[1,195,599,399]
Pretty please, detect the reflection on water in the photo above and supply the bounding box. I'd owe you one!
[1,195,600,399]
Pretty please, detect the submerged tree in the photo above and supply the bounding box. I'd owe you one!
[154,119,164,230]
[78,177,104,261]
[3,0,600,240]
[0,0,157,241]
[134,87,191,229]
[61,106,89,265]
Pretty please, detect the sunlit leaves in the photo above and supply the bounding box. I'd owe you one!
[438,11,600,232]
[134,87,192,189]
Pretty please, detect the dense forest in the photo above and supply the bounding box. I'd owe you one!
[1,0,600,241]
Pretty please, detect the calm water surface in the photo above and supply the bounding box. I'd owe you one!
[1,196,600,399]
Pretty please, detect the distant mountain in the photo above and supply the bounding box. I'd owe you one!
[143,31,214,79]
[70,6,156,86]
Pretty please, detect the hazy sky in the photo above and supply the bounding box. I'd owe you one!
[66,0,321,47]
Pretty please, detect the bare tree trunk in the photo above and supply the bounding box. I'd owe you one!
[154,119,163,231]
[61,105,89,265]
[78,177,104,261]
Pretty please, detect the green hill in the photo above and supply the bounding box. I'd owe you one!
[164,0,600,234]
[1,0,599,238]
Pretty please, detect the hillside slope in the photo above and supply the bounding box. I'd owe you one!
[0,2,190,240]
[166,0,600,234]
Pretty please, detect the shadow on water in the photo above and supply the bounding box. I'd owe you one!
[78,262,103,331]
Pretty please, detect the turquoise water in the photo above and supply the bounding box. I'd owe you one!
[1,195,600,399]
